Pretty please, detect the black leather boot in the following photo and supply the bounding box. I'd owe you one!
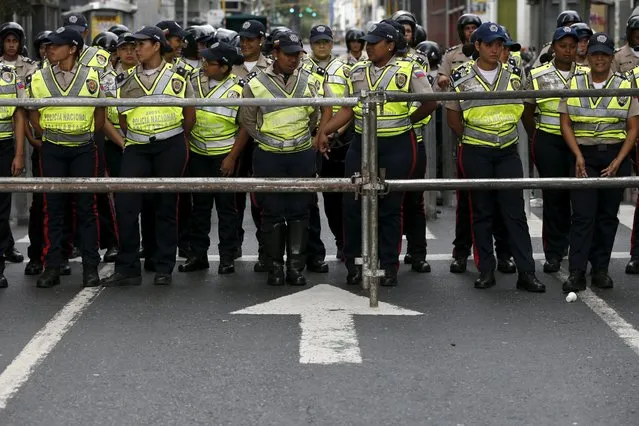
[381,267,398,287]
[516,272,546,292]
[4,246,23,263]
[450,257,467,273]
[307,258,329,273]
[218,258,235,274]
[543,258,561,273]
[474,270,496,289]
[497,257,517,274]
[591,269,613,289]
[410,255,431,273]
[37,268,61,288]
[0,263,6,288]
[562,269,586,293]
[404,253,413,265]
[626,258,639,274]
[178,256,210,272]
[286,220,308,286]
[265,223,286,286]
[346,259,362,286]
[102,247,118,263]
[25,260,43,276]
[82,265,100,287]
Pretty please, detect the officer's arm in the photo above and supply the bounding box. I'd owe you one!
[93,107,105,133]
[559,112,582,160]
[103,120,124,149]
[446,108,464,137]
[238,85,259,140]
[12,109,25,175]
[522,104,536,138]
[118,114,127,135]
[183,107,195,138]
[618,115,639,162]
[321,106,353,136]
[28,110,43,137]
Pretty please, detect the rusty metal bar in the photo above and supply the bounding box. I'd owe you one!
[385,88,639,102]
[386,177,639,190]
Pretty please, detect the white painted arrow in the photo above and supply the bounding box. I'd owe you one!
[232,284,422,364]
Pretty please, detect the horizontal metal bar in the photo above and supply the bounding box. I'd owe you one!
[385,88,639,102]
[0,178,357,193]
[0,97,359,108]
[387,177,639,190]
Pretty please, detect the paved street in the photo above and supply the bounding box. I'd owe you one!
[2,200,639,424]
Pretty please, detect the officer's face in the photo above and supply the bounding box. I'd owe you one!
[311,39,332,60]
[167,35,183,57]
[402,24,413,44]
[135,40,159,63]
[46,43,74,63]
[204,60,229,80]
[588,51,612,74]
[2,34,19,57]
[499,47,510,64]
[577,37,588,56]
[475,39,504,65]
[631,29,639,48]
[552,37,577,66]
[240,36,262,59]
[463,24,478,43]
[274,48,300,74]
[348,40,364,54]
[39,44,48,61]
[117,43,137,67]
[366,40,394,63]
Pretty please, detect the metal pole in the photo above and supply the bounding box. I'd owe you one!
[517,122,531,217]
[367,97,381,308]
[183,0,189,28]
[425,119,438,219]
[360,92,371,291]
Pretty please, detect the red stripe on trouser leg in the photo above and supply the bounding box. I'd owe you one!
[39,150,51,268]
[457,145,480,270]
[92,146,101,249]
[632,142,639,255]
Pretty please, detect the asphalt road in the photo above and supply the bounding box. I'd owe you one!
[1,201,639,425]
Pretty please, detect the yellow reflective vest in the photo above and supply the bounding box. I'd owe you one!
[350,58,414,137]
[0,66,18,140]
[80,46,111,72]
[530,61,589,135]
[452,61,524,148]
[303,57,349,114]
[30,64,99,146]
[566,72,631,141]
[118,62,187,145]
[248,68,316,153]
[190,72,242,156]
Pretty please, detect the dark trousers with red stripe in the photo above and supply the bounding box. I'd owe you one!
[453,145,512,260]
[403,139,427,260]
[570,143,629,271]
[630,146,639,260]
[344,131,416,269]
[188,152,238,259]
[0,139,15,257]
[40,141,100,269]
[532,130,571,262]
[114,134,188,276]
[459,143,535,274]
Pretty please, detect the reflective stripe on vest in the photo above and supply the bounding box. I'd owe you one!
[190,75,239,155]
[566,73,630,140]
[0,72,17,139]
[121,63,185,144]
[33,66,96,145]
[456,65,523,148]
[530,62,577,135]
[250,71,313,152]
[353,62,412,136]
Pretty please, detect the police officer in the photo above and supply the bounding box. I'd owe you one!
[568,23,592,67]
[532,10,582,67]
[319,22,437,286]
[390,10,418,55]
[239,31,321,286]
[32,30,52,63]
[63,13,111,72]
[179,43,248,274]
[560,33,639,291]
[100,26,195,287]
[156,20,194,76]
[437,14,482,90]
[523,26,586,273]
[0,61,27,288]
[613,16,639,73]
[446,22,544,292]
[233,19,272,270]
[183,25,213,69]
[28,27,104,288]
[92,31,118,68]
[339,29,367,65]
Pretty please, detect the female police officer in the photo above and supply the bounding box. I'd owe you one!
[446,22,544,292]
[239,31,321,286]
[559,33,639,292]
[319,22,437,286]
[29,27,104,288]
[101,26,194,287]
[178,42,248,275]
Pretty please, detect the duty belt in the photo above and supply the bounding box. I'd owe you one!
[126,126,183,143]
[464,126,518,146]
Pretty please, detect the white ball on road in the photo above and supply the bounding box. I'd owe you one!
[565,292,577,303]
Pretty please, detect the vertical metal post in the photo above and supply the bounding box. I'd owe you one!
[183,0,189,28]
[367,96,380,308]
[517,122,531,217]
[360,91,371,291]
[425,119,438,219]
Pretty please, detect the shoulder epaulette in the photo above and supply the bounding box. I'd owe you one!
[444,45,460,54]
[21,57,36,65]
[451,62,472,82]
[174,66,188,78]
[614,71,628,80]
[543,41,552,48]
[115,72,128,83]
[245,71,258,81]
[0,65,14,73]
[315,66,326,76]
[506,63,522,77]
[615,47,622,54]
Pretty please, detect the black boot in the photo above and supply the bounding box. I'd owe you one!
[254,240,269,272]
[381,267,398,287]
[82,265,100,287]
[25,260,43,276]
[286,220,308,286]
[543,258,561,273]
[0,263,7,288]
[265,223,286,286]
[37,268,61,288]
[307,258,329,273]
[404,253,413,265]
[474,270,496,289]
[497,257,517,274]
[516,272,546,293]
[626,258,639,274]
[346,259,362,286]
[562,269,586,293]
[101,272,142,287]
[102,247,118,263]
[4,247,23,263]
[450,257,467,273]
[178,256,209,272]
[59,261,72,276]
[218,258,235,274]
[410,256,431,273]
[591,269,613,289]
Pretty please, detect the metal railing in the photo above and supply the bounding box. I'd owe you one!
[8,86,639,307]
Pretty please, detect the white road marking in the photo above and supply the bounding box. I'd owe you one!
[550,264,639,357]
[528,212,543,238]
[232,284,422,364]
[15,235,29,244]
[619,204,635,232]
[0,264,111,410]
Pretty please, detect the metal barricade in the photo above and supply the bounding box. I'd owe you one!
[6,86,639,308]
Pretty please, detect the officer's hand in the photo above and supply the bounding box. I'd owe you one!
[601,158,621,177]
[11,155,24,177]
[220,155,236,177]
[316,132,331,155]
[437,75,450,90]
[575,155,588,178]
[29,139,43,150]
